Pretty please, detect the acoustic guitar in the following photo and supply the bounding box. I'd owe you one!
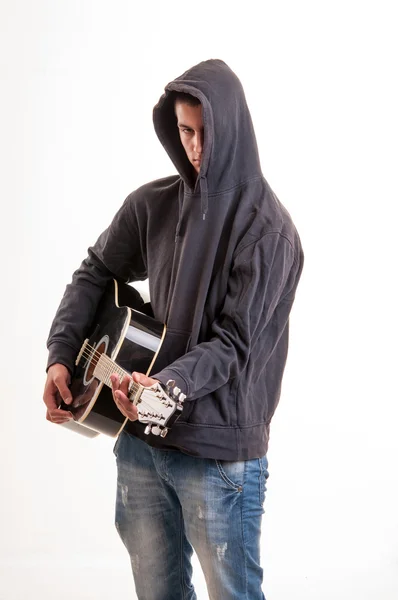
[59,279,185,439]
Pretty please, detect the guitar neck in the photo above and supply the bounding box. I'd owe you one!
[93,353,141,401]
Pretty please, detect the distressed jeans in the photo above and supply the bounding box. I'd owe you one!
[113,430,269,600]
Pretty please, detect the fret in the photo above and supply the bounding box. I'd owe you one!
[93,354,142,404]
[94,354,126,388]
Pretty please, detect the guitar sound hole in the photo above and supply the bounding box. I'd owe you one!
[83,335,110,387]
[87,341,106,380]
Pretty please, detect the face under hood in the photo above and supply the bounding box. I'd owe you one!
[153,59,262,198]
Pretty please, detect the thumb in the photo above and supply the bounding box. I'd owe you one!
[132,372,155,387]
[56,380,73,405]
[132,371,143,384]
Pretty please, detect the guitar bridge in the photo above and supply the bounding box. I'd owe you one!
[75,339,89,366]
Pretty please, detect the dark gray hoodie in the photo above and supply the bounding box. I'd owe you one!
[47,59,304,460]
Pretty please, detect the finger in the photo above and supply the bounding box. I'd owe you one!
[111,373,131,398]
[132,372,157,388]
[48,416,72,424]
[47,407,73,419]
[110,373,120,392]
[54,376,73,405]
[119,374,131,396]
[43,388,59,411]
[114,390,138,421]
[46,408,73,423]
[114,399,138,420]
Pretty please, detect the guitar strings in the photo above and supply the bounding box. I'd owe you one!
[77,349,166,415]
[76,343,169,414]
[79,344,142,391]
[79,346,141,391]
[79,342,140,385]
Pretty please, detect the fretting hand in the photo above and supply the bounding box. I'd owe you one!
[110,371,158,421]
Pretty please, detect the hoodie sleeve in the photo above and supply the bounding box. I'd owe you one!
[46,196,147,373]
[153,232,303,400]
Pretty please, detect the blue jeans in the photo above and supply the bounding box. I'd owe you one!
[113,430,269,600]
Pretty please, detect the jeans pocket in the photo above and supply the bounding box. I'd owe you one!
[215,459,245,492]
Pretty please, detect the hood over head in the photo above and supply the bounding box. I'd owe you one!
[153,59,263,218]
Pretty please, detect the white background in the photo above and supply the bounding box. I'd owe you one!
[1,1,397,598]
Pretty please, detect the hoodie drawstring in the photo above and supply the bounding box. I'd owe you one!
[176,176,208,242]
[175,183,185,242]
[200,175,208,221]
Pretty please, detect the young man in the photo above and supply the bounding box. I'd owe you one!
[43,59,304,599]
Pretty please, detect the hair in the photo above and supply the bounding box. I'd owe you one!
[173,91,201,107]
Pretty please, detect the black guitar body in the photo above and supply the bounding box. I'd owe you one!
[60,279,166,438]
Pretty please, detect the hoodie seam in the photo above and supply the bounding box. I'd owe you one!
[126,194,148,273]
[184,175,263,199]
[234,231,296,261]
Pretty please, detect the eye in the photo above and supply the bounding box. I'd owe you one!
[181,128,193,134]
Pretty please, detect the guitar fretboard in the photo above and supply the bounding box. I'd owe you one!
[93,353,141,403]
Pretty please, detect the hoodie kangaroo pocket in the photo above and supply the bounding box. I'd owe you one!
[150,327,191,374]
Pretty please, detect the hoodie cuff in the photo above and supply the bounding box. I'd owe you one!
[151,368,189,399]
[46,342,77,375]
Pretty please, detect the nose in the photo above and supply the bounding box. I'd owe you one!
[193,131,203,156]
